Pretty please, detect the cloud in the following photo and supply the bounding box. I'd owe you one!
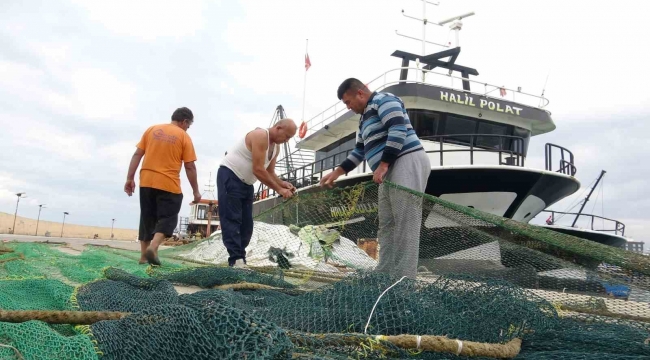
[70,0,208,41]
[0,0,648,254]
[46,67,137,120]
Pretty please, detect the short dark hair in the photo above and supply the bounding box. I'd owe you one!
[337,78,367,100]
[171,107,194,122]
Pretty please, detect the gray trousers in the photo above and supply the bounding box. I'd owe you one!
[374,150,430,279]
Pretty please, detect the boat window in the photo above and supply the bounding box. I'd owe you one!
[513,126,530,155]
[407,109,440,138]
[197,205,206,220]
[476,122,509,149]
[444,115,477,144]
[315,133,356,171]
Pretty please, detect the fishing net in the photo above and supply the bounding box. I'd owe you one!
[0,181,648,359]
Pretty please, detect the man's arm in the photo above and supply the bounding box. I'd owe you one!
[265,146,293,189]
[126,148,145,181]
[377,96,408,166]
[320,128,364,187]
[184,161,202,203]
[337,128,366,174]
[124,148,145,196]
[181,134,201,203]
[266,154,282,186]
[250,131,284,192]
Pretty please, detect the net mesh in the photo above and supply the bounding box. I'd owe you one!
[0,181,647,359]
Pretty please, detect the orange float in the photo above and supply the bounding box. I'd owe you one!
[299,121,308,138]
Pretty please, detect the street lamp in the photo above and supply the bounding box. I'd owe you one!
[12,192,27,235]
[60,212,69,238]
[111,218,115,239]
[35,204,46,236]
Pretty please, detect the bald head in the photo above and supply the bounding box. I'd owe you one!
[269,118,297,144]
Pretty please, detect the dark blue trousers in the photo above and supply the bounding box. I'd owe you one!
[217,166,254,266]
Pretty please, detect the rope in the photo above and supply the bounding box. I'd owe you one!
[364,276,407,334]
[456,339,463,355]
[0,343,24,360]
[555,178,598,222]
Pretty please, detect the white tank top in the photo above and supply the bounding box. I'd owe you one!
[221,128,278,185]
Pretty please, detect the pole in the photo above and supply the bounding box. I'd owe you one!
[301,39,308,123]
[206,202,212,237]
[12,193,25,235]
[572,170,606,227]
[111,219,115,239]
[61,212,68,238]
[35,204,45,236]
[12,197,19,235]
[422,0,426,56]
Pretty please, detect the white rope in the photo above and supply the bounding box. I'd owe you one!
[364,276,407,334]
[0,344,24,360]
[456,339,463,355]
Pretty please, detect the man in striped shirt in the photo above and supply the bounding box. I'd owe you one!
[320,78,431,279]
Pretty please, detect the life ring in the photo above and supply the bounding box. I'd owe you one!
[298,121,308,139]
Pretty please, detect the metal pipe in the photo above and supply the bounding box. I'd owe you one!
[35,204,45,236]
[572,170,606,227]
[60,212,69,238]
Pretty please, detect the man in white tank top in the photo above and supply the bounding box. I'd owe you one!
[218,119,297,267]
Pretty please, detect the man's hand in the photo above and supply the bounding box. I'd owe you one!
[281,181,296,193]
[320,168,344,188]
[124,180,136,196]
[373,162,389,184]
[278,188,294,198]
[192,191,202,204]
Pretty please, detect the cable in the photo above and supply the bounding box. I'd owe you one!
[600,178,604,229]
[554,177,598,223]
[364,276,407,334]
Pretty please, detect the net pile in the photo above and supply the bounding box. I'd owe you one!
[0,181,648,359]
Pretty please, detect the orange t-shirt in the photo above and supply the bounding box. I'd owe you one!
[136,124,197,194]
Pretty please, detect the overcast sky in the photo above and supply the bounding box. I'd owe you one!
[1,0,648,247]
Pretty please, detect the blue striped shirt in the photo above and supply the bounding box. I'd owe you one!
[340,92,424,173]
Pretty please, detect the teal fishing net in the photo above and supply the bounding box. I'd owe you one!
[0,181,648,359]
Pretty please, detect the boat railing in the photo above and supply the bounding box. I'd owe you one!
[299,66,550,140]
[255,148,360,200]
[255,133,531,200]
[545,143,577,177]
[420,134,525,166]
[541,210,625,236]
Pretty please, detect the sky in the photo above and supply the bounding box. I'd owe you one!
[0,0,648,247]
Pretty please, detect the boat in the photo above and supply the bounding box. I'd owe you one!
[252,0,580,227]
[177,174,220,239]
[540,170,644,254]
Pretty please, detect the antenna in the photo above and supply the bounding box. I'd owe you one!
[396,2,475,54]
[437,11,475,25]
[539,72,550,107]
[201,172,217,201]
[438,12,475,47]
[396,0,448,55]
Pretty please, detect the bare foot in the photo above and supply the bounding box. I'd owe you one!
[145,248,161,266]
[138,258,147,264]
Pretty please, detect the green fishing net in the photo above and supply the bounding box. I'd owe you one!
[0,181,648,359]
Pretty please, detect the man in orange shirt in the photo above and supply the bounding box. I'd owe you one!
[124,107,201,265]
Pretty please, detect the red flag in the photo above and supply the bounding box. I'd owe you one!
[305,53,311,71]
[499,87,507,97]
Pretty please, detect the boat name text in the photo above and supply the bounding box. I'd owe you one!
[439,91,523,116]
[330,203,378,218]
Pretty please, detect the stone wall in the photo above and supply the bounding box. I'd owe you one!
[0,212,138,240]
